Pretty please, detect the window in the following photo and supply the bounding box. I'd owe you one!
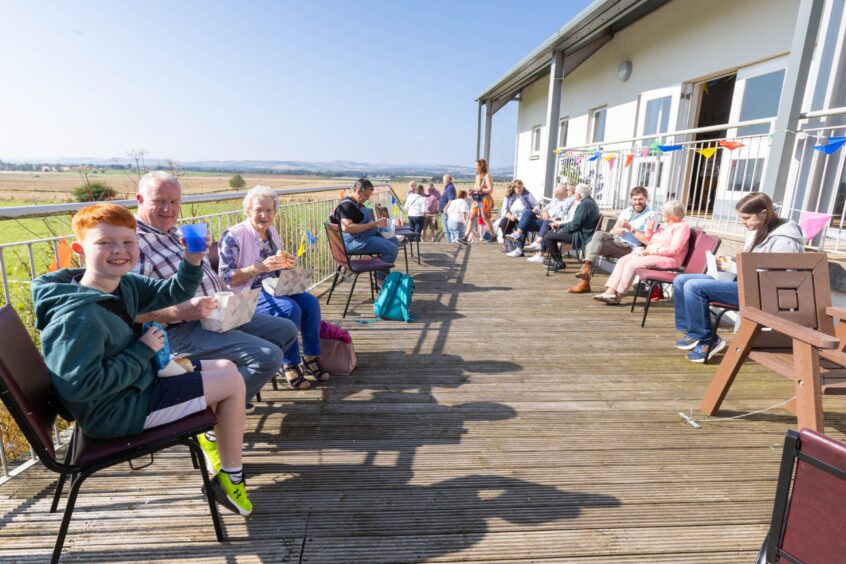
[737,70,785,136]
[729,158,765,191]
[643,96,672,136]
[531,125,542,157]
[558,118,569,148]
[591,108,607,143]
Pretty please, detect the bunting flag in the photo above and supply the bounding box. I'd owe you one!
[624,154,634,168]
[813,136,846,155]
[697,147,717,159]
[719,140,745,151]
[297,234,306,257]
[393,205,400,217]
[48,239,75,272]
[639,148,651,157]
[604,155,616,168]
[657,144,683,152]
[339,189,348,199]
[391,195,396,204]
[648,141,663,155]
[588,150,601,161]
[798,211,832,240]
[306,229,316,245]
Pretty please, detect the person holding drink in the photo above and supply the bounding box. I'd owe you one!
[218,185,330,390]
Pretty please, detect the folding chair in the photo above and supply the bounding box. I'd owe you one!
[0,305,223,564]
[324,222,394,318]
[630,229,721,327]
[757,428,846,563]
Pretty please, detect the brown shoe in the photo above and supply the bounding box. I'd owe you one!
[575,263,591,280]
[568,279,591,293]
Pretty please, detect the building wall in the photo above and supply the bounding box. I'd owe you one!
[514,74,550,197]
[512,0,798,200]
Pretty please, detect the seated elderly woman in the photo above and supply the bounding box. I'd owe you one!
[593,200,690,305]
[218,185,330,390]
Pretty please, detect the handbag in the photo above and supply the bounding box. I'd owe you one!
[319,338,356,376]
[262,267,312,296]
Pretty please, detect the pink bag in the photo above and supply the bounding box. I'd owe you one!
[319,338,357,376]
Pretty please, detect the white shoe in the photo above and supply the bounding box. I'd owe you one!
[525,241,542,252]
[527,253,545,263]
[507,248,523,257]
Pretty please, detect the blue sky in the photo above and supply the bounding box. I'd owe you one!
[0,0,592,168]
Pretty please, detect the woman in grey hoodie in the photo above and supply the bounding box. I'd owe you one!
[672,192,805,363]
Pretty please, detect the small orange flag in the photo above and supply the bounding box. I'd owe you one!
[48,239,75,272]
[719,140,745,151]
[339,189,348,200]
[624,154,634,168]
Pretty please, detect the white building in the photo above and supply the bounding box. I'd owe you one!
[476,0,846,247]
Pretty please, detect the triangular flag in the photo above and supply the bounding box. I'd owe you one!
[657,144,683,152]
[588,151,601,162]
[697,147,717,159]
[306,229,316,245]
[605,155,616,169]
[49,239,75,272]
[297,234,306,257]
[719,140,745,151]
[391,195,396,204]
[799,211,832,240]
[639,148,651,157]
[339,189,347,199]
[393,205,400,217]
[813,137,846,155]
[624,154,634,168]
[648,140,663,155]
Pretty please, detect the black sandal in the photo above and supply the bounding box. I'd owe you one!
[283,365,311,389]
[303,356,331,382]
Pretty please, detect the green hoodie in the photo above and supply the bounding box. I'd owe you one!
[31,260,203,439]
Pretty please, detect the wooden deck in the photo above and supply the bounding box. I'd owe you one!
[2,241,846,562]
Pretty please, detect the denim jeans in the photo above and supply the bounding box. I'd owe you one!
[407,215,425,234]
[256,290,322,366]
[166,312,296,401]
[445,219,465,242]
[513,209,545,246]
[344,233,400,265]
[672,273,739,341]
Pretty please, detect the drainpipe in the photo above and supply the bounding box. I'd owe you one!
[543,50,566,199]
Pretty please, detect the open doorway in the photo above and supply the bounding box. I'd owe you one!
[688,74,736,214]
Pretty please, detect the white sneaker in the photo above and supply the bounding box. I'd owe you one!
[507,248,523,257]
[527,253,545,263]
[525,241,542,252]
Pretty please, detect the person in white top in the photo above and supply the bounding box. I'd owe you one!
[444,190,470,243]
[405,184,428,235]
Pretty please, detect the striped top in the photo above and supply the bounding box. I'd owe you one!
[134,217,221,297]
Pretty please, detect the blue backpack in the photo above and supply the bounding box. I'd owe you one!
[373,272,414,322]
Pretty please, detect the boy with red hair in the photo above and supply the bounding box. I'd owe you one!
[32,203,253,516]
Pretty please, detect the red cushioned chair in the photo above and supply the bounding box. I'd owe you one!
[324,222,395,318]
[630,229,721,327]
[757,428,846,564]
[0,305,223,564]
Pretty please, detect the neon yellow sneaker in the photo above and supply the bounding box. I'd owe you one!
[210,472,253,517]
[197,432,221,475]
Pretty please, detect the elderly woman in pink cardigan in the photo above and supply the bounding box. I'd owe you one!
[593,200,690,305]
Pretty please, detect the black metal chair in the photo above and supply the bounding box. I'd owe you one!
[0,305,223,563]
[757,428,846,563]
[324,222,395,318]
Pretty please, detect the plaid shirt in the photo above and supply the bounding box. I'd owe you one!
[134,217,221,297]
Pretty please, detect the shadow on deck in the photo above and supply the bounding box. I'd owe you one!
[2,241,846,562]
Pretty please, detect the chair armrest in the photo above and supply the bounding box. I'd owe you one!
[741,307,839,349]
[826,306,846,320]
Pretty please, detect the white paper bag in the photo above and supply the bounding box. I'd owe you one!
[261,268,312,297]
[200,288,260,333]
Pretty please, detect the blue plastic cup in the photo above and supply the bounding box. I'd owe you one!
[181,223,208,253]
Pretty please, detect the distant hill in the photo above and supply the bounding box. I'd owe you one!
[1,157,513,178]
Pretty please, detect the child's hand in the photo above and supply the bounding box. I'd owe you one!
[181,232,212,266]
[140,324,165,352]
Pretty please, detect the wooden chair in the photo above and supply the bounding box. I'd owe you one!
[0,305,223,563]
[630,229,721,327]
[757,428,846,563]
[700,252,846,432]
[324,222,395,318]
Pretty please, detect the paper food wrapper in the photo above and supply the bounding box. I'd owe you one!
[200,288,260,333]
[705,251,736,281]
[261,268,312,297]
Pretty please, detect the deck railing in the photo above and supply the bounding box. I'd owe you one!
[556,107,846,251]
[0,183,393,482]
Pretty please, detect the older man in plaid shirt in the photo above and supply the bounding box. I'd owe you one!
[134,171,297,407]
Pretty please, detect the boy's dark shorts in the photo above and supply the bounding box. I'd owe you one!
[143,370,206,430]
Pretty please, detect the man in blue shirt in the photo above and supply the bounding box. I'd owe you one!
[568,186,652,293]
[438,174,456,240]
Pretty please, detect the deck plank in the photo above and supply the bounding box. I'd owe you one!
[2,241,845,562]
